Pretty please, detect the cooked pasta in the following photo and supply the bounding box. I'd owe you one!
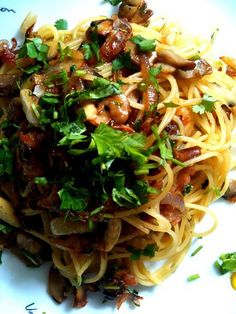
[0,0,235,309]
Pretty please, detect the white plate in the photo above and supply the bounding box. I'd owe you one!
[0,1,235,313]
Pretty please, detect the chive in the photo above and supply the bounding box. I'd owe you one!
[187,273,200,282]
[104,285,120,290]
[75,70,86,77]
[90,206,103,216]
[191,245,203,257]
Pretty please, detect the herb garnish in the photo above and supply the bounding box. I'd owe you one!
[54,19,68,30]
[214,252,236,274]
[192,94,216,114]
[127,244,157,260]
[131,35,157,52]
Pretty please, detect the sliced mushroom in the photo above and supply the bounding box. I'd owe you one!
[118,0,153,25]
[220,56,236,71]
[16,232,43,255]
[176,59,213,79]
[86,19,113,39]
[223,180,236,202]
[0,74,21,96]
[100,17,132,62]
[0,197,20,227]
[101,218,122,252]
[157,49,195,70]
[73,286,88,308]
[50,217,94,236]
[48,266,68,304]
[20,88,39,126]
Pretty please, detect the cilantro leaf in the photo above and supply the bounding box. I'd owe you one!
[192,94,216,114]
[131,35,157,52]
[54,19,68,30]
[58,182,90,212]
[104,0,122,5]
[214,252,236,274]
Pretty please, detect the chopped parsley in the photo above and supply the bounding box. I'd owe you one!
[131,35,157,52]
[54,18,68,30]
[151,126,186,167]
[81,42,93,60]
[18,37,49,72]
[34,177,48,186]
[149,66,162,92]
[0,138,13,176]
[192,94,216,114]
[58,182,90,212]
[112,52,132,71]
[0,222,12,235]
[127,244,157,260]
[104,0,122,5]
[64,77,121,108]
[214,252,236,274]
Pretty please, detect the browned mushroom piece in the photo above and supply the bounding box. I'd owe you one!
[223,180,236,202]
[0,74,21,96]
[176,59,213,79]
[48,266,69,304]
[118,0,153,25]
[86,19,113,39]
[157,49,196,70]
[100,17,132,62]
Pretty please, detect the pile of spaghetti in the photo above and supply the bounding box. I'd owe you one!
[0,0,236,308]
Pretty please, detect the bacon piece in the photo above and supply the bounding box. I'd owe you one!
[174,146,201,162]
[176,166,196,193]
[160,204,182,225]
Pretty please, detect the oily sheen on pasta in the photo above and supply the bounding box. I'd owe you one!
[0,1,235,309]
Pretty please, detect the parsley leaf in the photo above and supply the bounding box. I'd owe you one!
[104,0,122,5]
[0,138,13,176]
[149,66,162,92]
[54,19,68,30]
[0,222,12,235]
[53,120,87,147]
[58,182,90,212]
[112,52,132,71]
[34,177,48,185]
[131,35,157,52]
[91,123,148,167]
[127,244,157,260]
[65,78,121,107]
[81,42,93,60]
[214,252,236,274]
[192,94,216,114]
[18,38,49,72]
[151,126,186,167]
